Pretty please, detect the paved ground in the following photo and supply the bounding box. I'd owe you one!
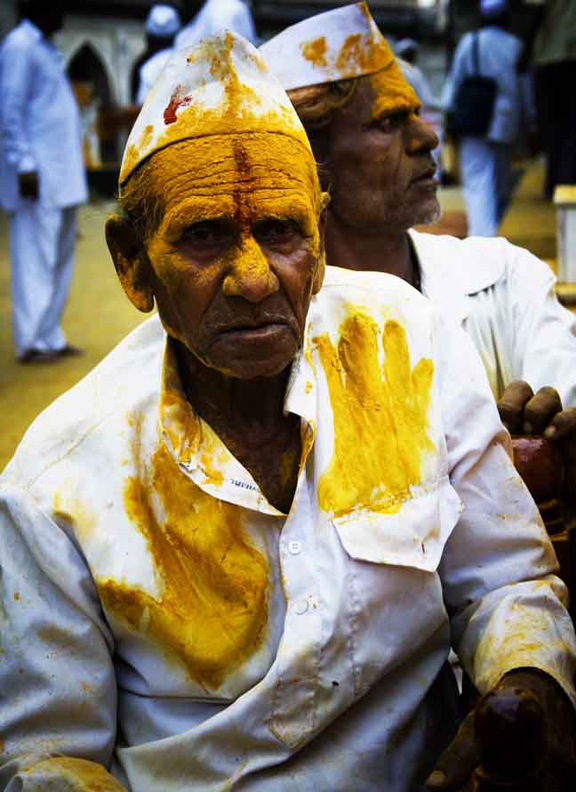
[0,202,145,469]
[0,157,560,470]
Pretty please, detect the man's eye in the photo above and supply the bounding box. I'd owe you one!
[376,111,409,132]
[254,219,301,246]
[181,221,232,246]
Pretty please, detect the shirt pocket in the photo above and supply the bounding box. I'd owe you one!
[332,475,463,572]
[331,476,463,697]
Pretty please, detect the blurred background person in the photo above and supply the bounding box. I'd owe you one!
[396,37,442,114]
[443,0,529,237]
[520,0,576,199]
[132,3,181,104]
[175,0,257,50]
[0,0,87,363]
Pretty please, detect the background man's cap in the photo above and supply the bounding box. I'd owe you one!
[259,2,395,91]
[146,4,182,37]
[480,0,508,18]
[120,32,312,185]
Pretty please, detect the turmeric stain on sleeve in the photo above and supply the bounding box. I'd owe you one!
[97,445,269,691]
[315,311,435,518]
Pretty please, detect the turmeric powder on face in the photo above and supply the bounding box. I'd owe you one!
[132,133,326,381]
[369,63,421,122]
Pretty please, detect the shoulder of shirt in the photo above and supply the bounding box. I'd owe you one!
[321,264,431,305]
[409,229,555,297]
[2,315,165,490]
[2,20,41,51]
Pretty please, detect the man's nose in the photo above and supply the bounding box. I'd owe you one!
[405,114,439,154]
[222,237,280,303]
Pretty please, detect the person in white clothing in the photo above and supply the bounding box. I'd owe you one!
[135,4,181,105]
[175,0,256,50]
[443,0,531,236]
[0,1,87,362]
[1,29,575,792]
[262,1,576,515]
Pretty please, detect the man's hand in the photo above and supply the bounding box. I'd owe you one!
[425,669,576,791]
[497,380,576,508]
[18,170,39,200]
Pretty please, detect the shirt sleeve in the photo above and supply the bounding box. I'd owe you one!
[1,39,38,173]
[0,485,125,791]
[507,246,576,408]
[432,311,576,706]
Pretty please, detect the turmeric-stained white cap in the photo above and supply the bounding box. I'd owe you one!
[259,2,394,91]
[120,32,312,185]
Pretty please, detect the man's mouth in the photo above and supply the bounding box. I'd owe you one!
[411,165,437,184]
[216,320,293,341]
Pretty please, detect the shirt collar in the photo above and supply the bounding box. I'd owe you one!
[158,330,318,515]
[410,229,506,298]
[410,229,504,325]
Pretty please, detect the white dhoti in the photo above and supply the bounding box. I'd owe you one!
[460,137,514,237]
[9,203,76,359]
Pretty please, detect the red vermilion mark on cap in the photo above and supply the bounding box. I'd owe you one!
[164,85,192,124]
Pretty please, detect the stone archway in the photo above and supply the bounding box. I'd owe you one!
[67,42,116,166]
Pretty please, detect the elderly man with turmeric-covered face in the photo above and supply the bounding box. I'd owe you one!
[0,32,575,792]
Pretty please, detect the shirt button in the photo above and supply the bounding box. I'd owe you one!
[288,540,302,555]
[294,599,309,615]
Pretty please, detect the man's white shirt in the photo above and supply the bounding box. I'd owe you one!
[411,229,576,405]
[1,267,574,791]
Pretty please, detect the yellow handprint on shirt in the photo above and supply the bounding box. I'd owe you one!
[315,310,435,518]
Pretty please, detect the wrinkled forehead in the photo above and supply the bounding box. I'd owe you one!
[149,133,322,226]
[368,60,421,119]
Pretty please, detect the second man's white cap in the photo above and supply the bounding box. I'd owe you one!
[146,4,182,38]
[480,0,508,18]
[259,2,395,91]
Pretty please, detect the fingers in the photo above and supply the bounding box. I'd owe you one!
[498,380,534,434]
[425,711,480,790]
[544,406,576,441]
[523,387,563,435]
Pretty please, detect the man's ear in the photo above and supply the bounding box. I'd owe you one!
[312,198,329,294]
[105,215,155,313]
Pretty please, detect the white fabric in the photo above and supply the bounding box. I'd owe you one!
[1,266,574,791]
[0,20,87,212]
[459,137,514,236]
[146,4,181,37]
[410,229,576,405]
[136,48,173,105]
[9,204,76,358]
[121,32,309,184]
[443,25,523,145]
[259,2,390,91]
[175,0,256,51]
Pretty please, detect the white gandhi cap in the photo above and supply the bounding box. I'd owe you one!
[120,32,312,185]
[480,0,508,18]
[146,4,181,37]
[259,2,395,91]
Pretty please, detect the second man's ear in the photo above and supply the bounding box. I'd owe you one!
[312,197,330,295]
[105,215,155,313]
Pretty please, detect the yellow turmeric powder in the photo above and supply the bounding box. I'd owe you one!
[315,310,435,518]
[97,444,270,691]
